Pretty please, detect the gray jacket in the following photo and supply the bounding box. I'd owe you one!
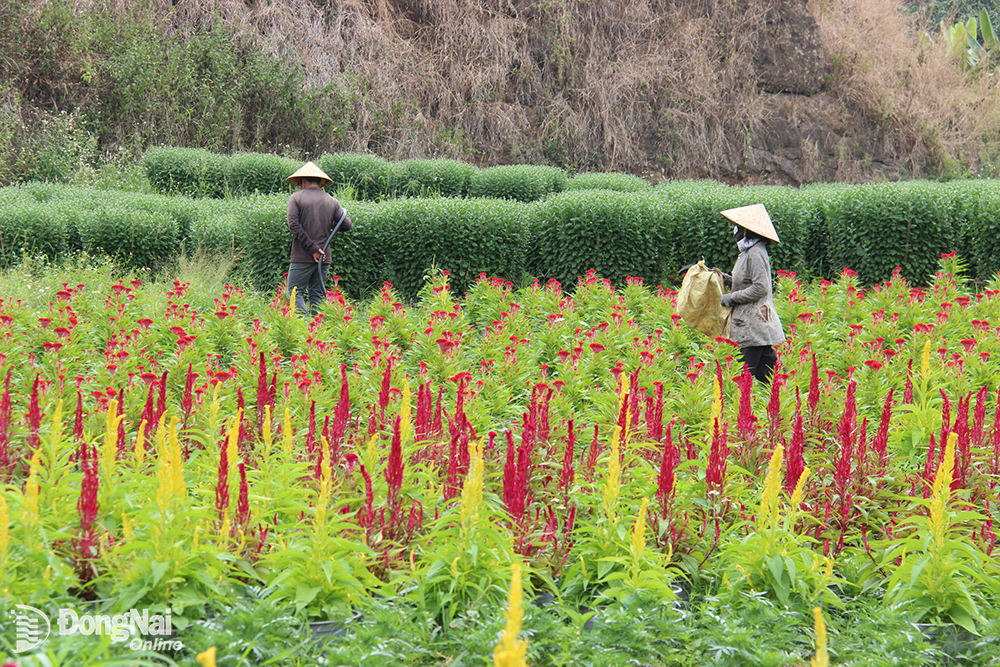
[721,242,786,348]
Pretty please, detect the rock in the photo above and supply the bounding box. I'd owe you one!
[754,0,826,95]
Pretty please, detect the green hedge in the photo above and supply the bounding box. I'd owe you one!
[318,153,392,201]
[528,191,667,288]
[568,172,652,193]
[371,198,527,299]
[226,153,298,198]
[829,182,958,284]
[469,165,568,202]
[78,206,179,270]
[7,178,1000,296]
[145,147,229,198]
[0,200,70,266]
[387,159,477,198]
[945,180,1000,282]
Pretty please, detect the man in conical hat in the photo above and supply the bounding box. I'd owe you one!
[286,161,352,317]
[716,203,785,384]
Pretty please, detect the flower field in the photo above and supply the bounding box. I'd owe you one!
[2,253,1000,665]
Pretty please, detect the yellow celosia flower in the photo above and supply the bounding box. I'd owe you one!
[282,407,293,456]
[929,433,957,551]
[811,606,829,667]
[315,478,330,531]
[122,512,134,540]
[289,287,297,313]
[0,490,9,560]
[460,439,484,541]
[134,420,147,469]
[24,448,41,524]
[262,405,273,459]
[196,646,217,667]
[102,399,123,479]
[632,497,649,562]
[320,435,332,485]
[757,443,784,533]
[209,386,220,437]
[48,400,63,458]
[226,410,241,484]
[155,416,172,513]
[789,467,810,510]
[602,426,622,523]
[400,375,412,447]
[921,339,931,379]
[493,562,528,667]
[365,431,379,470]
[710,373,723,426]
[168,416,185,500]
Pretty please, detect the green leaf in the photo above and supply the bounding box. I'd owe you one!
[981,9,996,47]
[150,560,170,587]
[295,582,321,608]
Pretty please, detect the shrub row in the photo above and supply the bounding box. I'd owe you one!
[5,179,1000,299]
[146,148,591,202]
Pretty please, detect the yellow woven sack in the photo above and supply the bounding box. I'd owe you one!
[676,261,731,338]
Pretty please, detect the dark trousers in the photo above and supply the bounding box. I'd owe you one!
[287,261,330,317]
[740,345,778,384]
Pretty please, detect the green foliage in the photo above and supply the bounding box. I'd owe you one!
[829,181,959,284]
[938,9,999,69]
[318,153,392,201]
[0,200,70,266]
[23,111,98,184]
[323,201,386,301]
[529,190,666,289]
[190,213,242,257]
[97,19,333,157]
[78,206,179,271]
[946,179,1000,281]
[387,158,477,198]
[144,147,228,198]
[225,153,297,198]
[374,198,528,300]
[233,196,293,291]
[469,164,569,202]
[568,172,652,193]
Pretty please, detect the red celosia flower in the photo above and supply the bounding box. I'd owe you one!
[215,439,229,522]
[705,418,729,496]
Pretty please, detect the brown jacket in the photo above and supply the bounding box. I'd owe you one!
[287,187,352,263]
[721,242,786,348]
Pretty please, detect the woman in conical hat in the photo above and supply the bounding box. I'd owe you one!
[717,203,785,384]
[285,161,351,317]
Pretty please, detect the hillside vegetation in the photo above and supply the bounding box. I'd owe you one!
[2,0,1000,185]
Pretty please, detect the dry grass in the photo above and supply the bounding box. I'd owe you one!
[33,0,1000,180]
[817,0,1000,178]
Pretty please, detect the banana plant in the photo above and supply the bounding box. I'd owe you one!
[939,9,998,69]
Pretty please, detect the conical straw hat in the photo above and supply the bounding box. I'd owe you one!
[287,161,333,188]
[720,203,780,243]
